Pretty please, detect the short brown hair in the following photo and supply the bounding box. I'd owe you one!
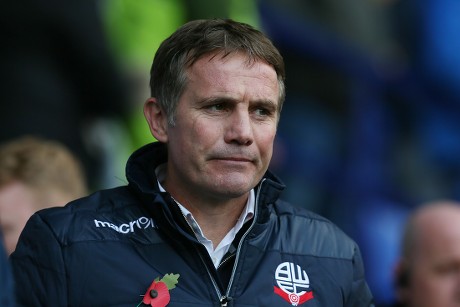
[150,18,285,125]
[0,136,87,201]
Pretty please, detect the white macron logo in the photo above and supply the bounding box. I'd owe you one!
[94,217,156,234]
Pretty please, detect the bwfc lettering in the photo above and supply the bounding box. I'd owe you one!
[94,217,156,234]
[274,262,314,306]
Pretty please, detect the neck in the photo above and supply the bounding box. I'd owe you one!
[160,161,253,247]
[193,198,248,247]
[168,187,249,247]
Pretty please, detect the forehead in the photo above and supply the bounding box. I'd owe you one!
[414,210,460,258]
[0,182,36,219]
[186,52,279,98]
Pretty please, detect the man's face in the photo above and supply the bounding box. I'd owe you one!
[160,52,280,202]
[405,214,460,307]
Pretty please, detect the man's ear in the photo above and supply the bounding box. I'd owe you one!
[144,97,168,142]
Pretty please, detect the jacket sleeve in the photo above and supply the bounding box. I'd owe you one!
[346,243,375,307]
[10,212,67,306]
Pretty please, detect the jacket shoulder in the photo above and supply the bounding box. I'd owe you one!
[31,186,151,245]
[36,185,134,219]
[271,200,359,259]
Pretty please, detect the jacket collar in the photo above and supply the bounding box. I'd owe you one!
[126,141,286,223]
[126,142,166,195]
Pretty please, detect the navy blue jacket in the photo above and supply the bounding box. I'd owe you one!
[11,142,374,306]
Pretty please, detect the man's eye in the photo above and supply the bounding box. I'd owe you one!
[254,108,270,117]
[436,263,460,276]
[208,104,226,111]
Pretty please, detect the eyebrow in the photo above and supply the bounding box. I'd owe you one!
[198,96,279,110]
[252,98,278,111]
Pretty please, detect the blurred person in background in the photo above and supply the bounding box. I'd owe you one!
[390,201,460,307]
[0,136,88,255]
[0,0,131,190]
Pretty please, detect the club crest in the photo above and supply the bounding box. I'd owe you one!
[274,262,314,306]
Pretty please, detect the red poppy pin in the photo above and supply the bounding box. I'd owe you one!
[137,273,180,307]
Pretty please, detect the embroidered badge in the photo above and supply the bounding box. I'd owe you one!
[274,262,313,306]
[138,273,180,307]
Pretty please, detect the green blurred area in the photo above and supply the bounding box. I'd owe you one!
[100,0,260,151]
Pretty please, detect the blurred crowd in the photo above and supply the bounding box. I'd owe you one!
[1,0,460,306]
[258,1,460,305]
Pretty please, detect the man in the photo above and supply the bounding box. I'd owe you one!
[393,201,460,307]
[0,136,88,255]
[11,19,374,306]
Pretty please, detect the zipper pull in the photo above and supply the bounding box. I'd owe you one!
[220,295,232,306]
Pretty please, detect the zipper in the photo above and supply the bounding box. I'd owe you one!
[220,295,231,306]
[221,179,265,305]
[218,252,235,268]
[173,198,229,305]
[197,251,229,306]
[198,250,236,306]
[172,180,266,306]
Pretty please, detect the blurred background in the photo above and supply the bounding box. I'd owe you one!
[1,0,460,305]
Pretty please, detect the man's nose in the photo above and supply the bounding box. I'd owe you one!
[224,110,254,146]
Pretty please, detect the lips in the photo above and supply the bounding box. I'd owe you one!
[217,157,252,162]
[211,155,254,164]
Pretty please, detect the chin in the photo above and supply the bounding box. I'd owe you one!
[208,172,259,195]
[212,182,252,198]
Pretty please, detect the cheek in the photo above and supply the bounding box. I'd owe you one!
[411,270,453,299]
[191,120,223,147]
[256,129,276,156]
[194,120,220,137]
[170,121,221,160]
